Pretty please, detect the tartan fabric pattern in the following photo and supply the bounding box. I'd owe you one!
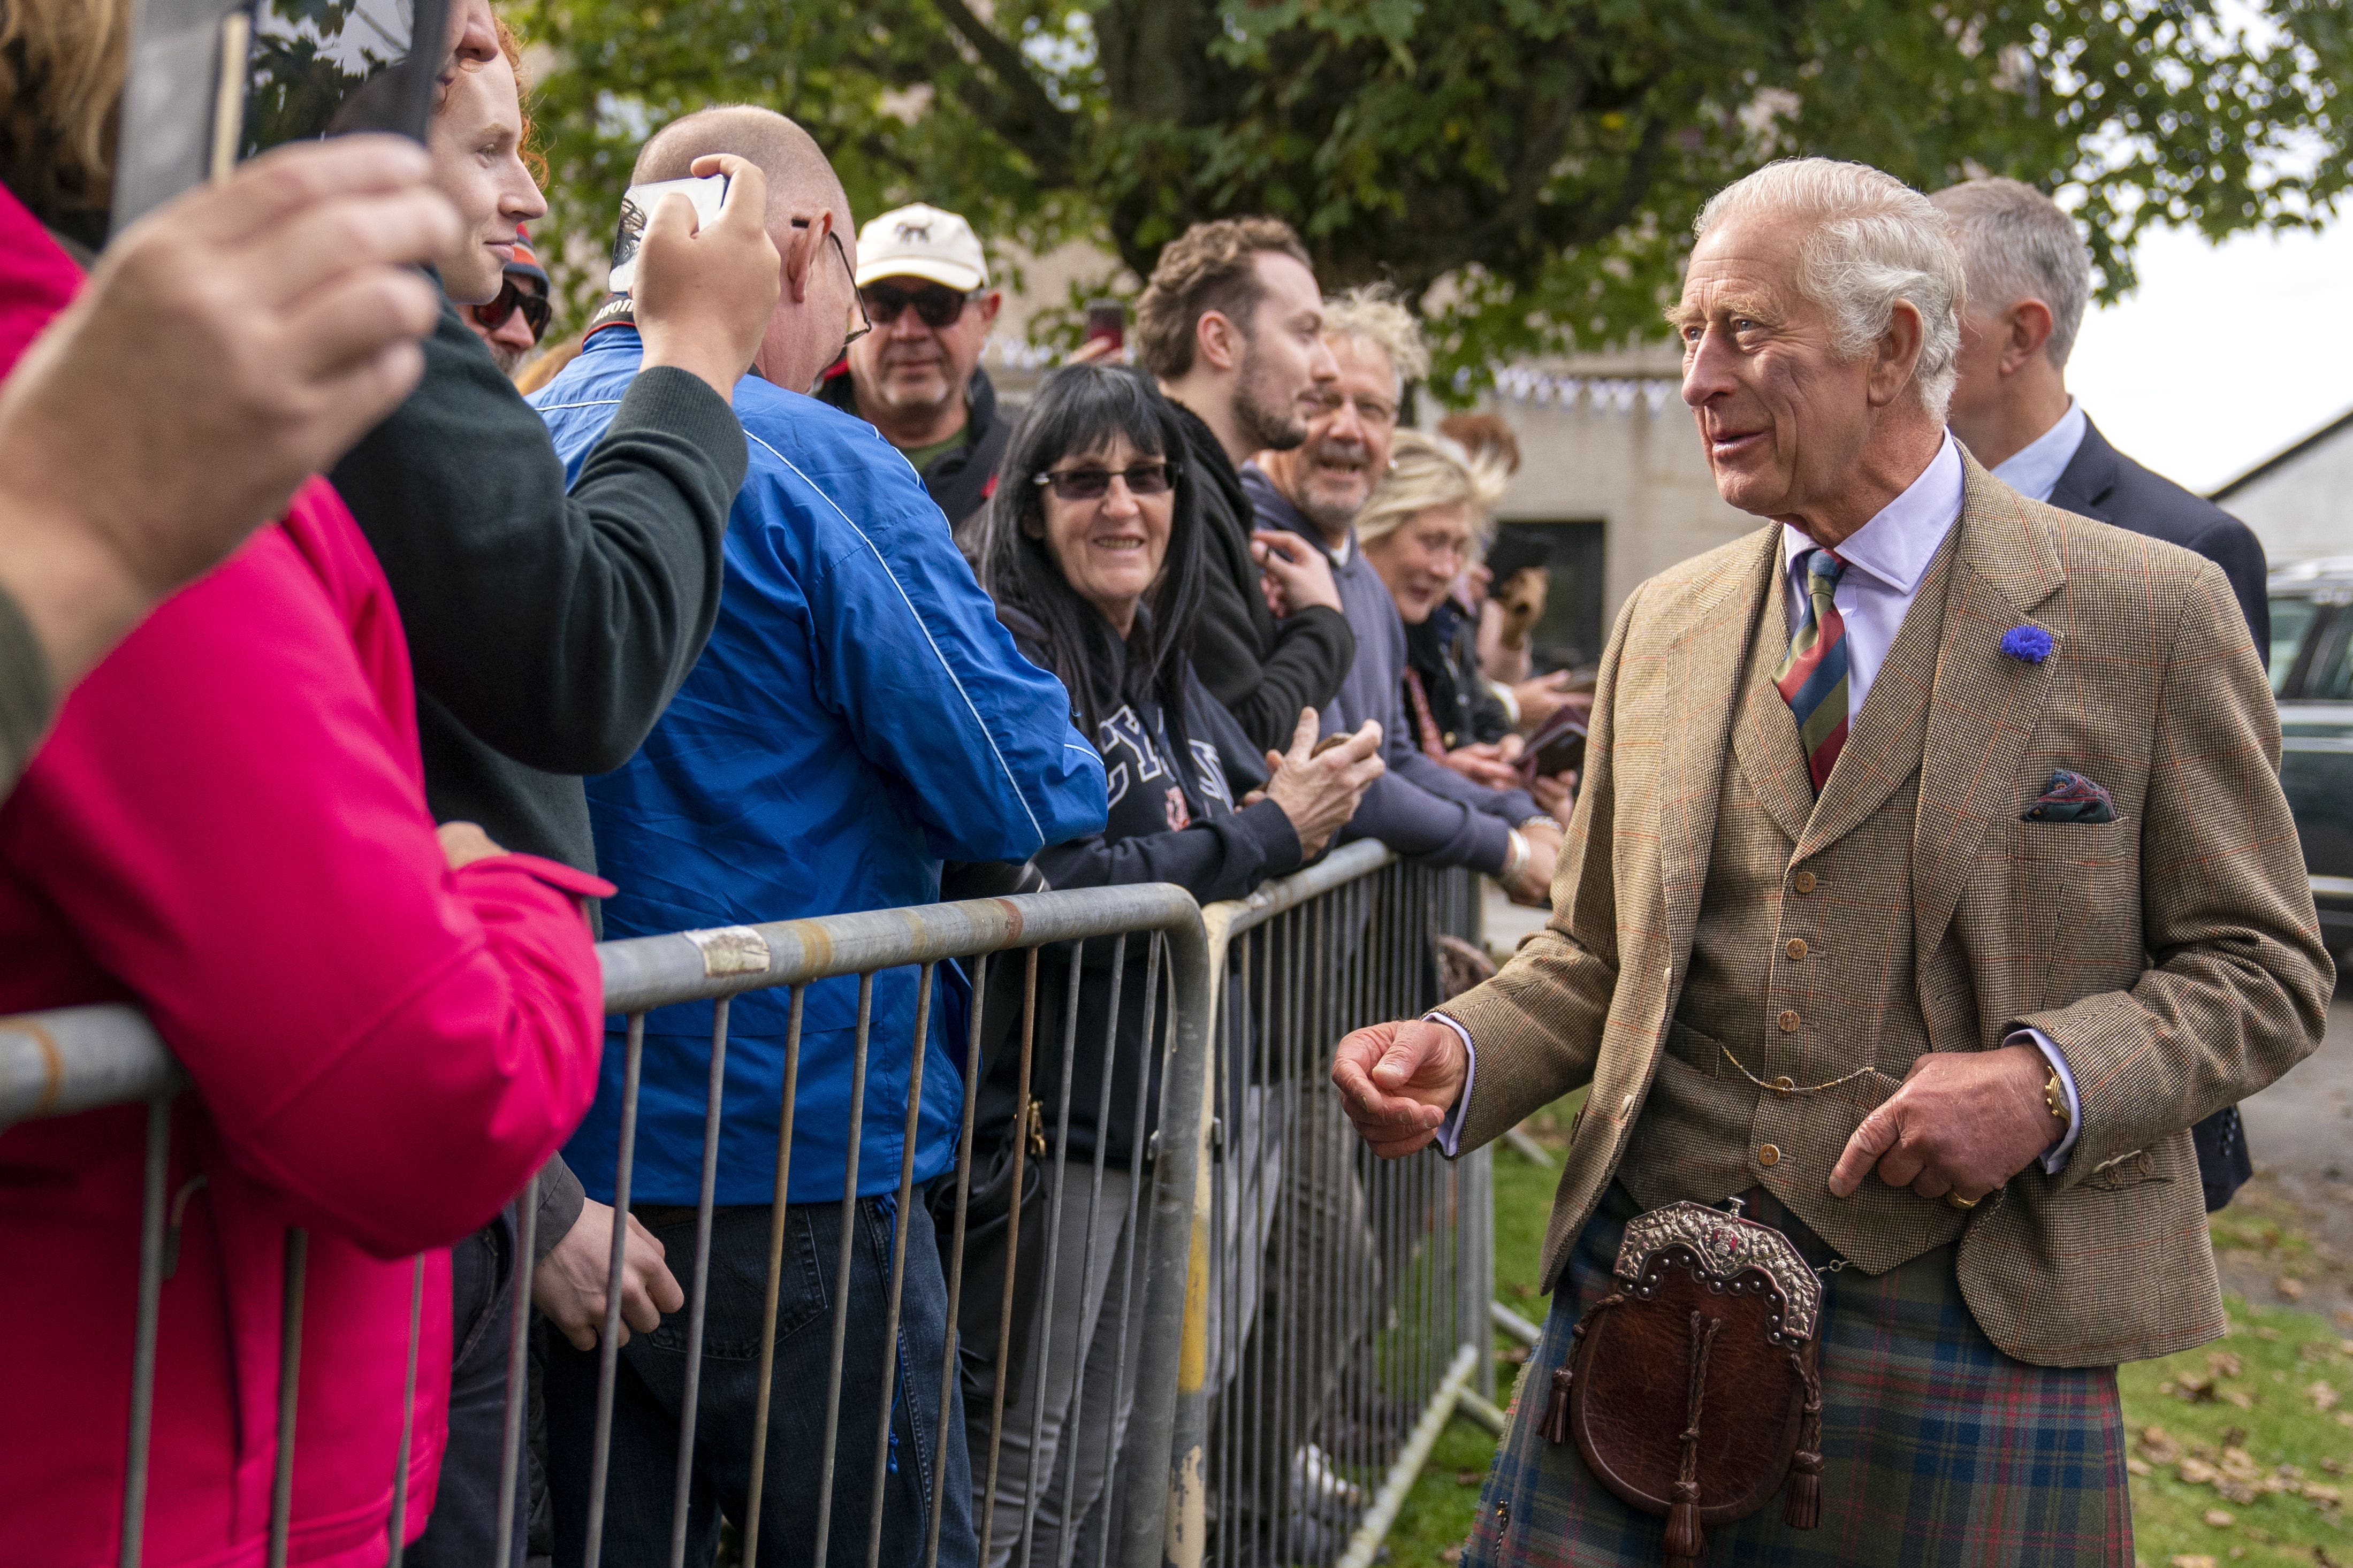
[1465,1185,2131,1568]
[1443,454,2333,1367]
[1774,549,1850,792]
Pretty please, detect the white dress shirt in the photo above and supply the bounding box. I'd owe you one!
[1429,430,2081,1174]
[1987,398,2088,505]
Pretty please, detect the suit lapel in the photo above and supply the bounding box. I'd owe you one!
[1731,544,1818,842]
[2046,418,2116,521]
[1657,527,1783,970]
[1912,457,2067,962]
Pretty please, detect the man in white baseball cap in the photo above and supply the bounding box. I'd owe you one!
[818,201,1008,541]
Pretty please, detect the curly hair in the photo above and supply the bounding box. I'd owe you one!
[1319,283,1429,385]
[0,0,132,242]
[1133,216,1311,380]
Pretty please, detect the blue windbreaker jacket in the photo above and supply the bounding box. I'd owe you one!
[535,327,1108,1204]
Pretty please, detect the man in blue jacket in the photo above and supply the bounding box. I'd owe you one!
[534,108,1106,1568]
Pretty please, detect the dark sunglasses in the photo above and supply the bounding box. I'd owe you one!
[859,279,977,330]
[472,276,551,341]
[1032,461,1177,501]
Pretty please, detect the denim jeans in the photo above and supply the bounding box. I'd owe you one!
[407,1210,529,1568]
[543,1195,977,1568]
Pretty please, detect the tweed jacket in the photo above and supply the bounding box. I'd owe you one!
[1444,455,2333,1367]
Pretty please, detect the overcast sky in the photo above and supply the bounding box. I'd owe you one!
[2067,217,2352,495]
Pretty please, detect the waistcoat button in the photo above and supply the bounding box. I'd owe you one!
[1785,937,1808,961]
[1758,1143,1783,1167]
[1772,1075,1795,1096]
[1793,871,1817,894]
[1778,1009,1800,1033]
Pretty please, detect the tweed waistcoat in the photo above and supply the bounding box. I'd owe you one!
[1615,530,1973,1273]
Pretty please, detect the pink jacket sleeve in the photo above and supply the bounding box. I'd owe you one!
[0,488,611,1258]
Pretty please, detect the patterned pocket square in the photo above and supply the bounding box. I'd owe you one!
[2021,768,2116,824]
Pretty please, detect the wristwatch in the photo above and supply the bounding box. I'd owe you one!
[2043,1064,2072,1136]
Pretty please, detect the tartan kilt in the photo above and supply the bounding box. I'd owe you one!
[1466,1184,2131,1567]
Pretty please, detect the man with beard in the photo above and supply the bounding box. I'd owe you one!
[461,231,550,376]
[818,202,1009,542]
[1136,218,1358,751]
[1246,290,1560,902]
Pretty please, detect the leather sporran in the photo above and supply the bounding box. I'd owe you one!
[1537,1200,1826,1566]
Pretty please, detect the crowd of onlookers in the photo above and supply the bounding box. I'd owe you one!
[0,0,2283,1563]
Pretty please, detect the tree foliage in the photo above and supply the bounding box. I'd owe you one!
[512,0,2352,393]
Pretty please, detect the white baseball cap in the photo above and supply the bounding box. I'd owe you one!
[854,202,990,293]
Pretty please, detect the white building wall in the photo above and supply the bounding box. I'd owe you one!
[2212,417,2353,567]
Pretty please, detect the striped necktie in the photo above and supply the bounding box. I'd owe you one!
[1776,548,1849,793]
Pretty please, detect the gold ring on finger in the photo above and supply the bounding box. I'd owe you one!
[1944,1190,1981,1212]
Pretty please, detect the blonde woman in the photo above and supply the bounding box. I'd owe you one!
[1357,430,1577,814]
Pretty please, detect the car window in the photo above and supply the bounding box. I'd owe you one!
[2309,612,2353,702]
[2268,596,2324,695]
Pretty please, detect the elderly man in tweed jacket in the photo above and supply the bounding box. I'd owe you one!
[1334,158,2332,1566]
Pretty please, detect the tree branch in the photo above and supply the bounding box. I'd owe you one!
[923,0,1080,183]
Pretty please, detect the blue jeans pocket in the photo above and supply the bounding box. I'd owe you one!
[643,1207,830,1360]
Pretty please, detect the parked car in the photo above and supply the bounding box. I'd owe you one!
[2269,556,2353,965]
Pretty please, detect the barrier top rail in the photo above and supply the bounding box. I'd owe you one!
[1195,839,1393,954]
[0,886,1210,1130]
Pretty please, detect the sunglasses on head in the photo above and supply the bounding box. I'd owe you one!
[1033,461,1177,501]
[859,279,978,330]
[473,276,551,341]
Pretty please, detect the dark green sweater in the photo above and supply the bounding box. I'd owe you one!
[330,303,748,881]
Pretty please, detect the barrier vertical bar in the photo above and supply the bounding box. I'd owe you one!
[266,1228,309,1568]
[742,988,804,1568]
[385,1255,425,1567]
[928,959,989,1568]
[118,1096,172,1568]
[1018,943,1087,1568]
[581,1013,647,1568]
[493,1169,540,1568]
[866,963,934,1568]
[668,998,734,1568]
[980,949,1041,1568]
[811,973,876,1568]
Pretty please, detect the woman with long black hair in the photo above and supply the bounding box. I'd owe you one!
[961,363,1381,1567]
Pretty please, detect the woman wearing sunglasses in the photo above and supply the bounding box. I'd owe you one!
[962,364,1382,1567]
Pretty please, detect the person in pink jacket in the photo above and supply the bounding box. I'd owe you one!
[0,179,611,1564]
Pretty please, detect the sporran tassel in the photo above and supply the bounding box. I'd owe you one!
[1664,1479,1704,1565]
[1540,1364,1572,1444]
[1784,1355,1824,1529]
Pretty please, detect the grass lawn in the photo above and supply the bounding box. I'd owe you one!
[1380,1092,2353,1568]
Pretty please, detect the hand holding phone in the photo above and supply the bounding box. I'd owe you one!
[625,155,781,397]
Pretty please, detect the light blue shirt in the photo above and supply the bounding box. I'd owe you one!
[1987,399,2088,504]
[1431,430,2081,1176]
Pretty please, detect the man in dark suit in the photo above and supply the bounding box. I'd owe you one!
[1933,175,2271,1210]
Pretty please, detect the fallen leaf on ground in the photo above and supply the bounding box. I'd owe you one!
[1440,1546,1464,1565]
[2221,1389,2256,1410]
[2128,1456,2154,1477]
[2211,1352,2246,1379]
[2311,1381,2341,1411]
[1456,1471,1483,1487]
[2257,1326,2285,1342]
[2165,1556,2215,1568]
[2181,1458,2221,1485]
[2141,1427,2183,1464]
[2220,1448,2263,1481]
[2302,1481,2343,1505]
[2215,1479,2259,1505]
[2280,1278,2309,1302]
[2204,1508,2236,1527]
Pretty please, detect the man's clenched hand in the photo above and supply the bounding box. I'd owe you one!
[531,1198,686,1350]
[1827,1043,2066,1206]
[1332,1018,1468,1158]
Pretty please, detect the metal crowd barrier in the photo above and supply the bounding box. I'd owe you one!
[0,851,1496,1568]
[1181,843,1494,1568]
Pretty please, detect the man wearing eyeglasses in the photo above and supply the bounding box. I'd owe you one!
[533,106,1105,1568]
[818,202,1009,545]
[463,228,552,376]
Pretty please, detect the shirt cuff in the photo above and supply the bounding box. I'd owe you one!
[1423,1012,1477,1157]
[2005,1026,2082,1173]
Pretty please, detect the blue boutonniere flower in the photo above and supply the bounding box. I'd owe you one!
[2000,626,2053,664]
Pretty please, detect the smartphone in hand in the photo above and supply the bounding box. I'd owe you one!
[1083,299,1126,355]
[112,0,451,235]
[608,174,732,293]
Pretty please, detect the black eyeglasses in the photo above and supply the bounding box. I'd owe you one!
[472,276,551,341]
[859,279,978,330]
[1032,461,1177,501]
[791,217,871,349]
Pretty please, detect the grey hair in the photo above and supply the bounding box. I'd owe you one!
[1928,178,2091,370]
[1321,284,1431,387]
[1694,158,1966,422]
[1356,430,1510,551]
